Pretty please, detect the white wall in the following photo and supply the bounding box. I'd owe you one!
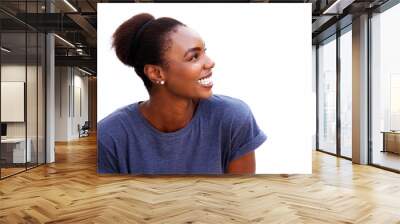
[55,67,89,141]
[1,65,37,138]
[72,72,89,138]
[55,66,69,141]
[1,63,45,163]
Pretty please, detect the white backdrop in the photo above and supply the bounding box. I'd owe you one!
[98,3,312,174]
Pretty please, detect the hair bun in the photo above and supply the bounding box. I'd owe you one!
[112,13,155,67]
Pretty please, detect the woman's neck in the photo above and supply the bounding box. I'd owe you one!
[139,93,199,133]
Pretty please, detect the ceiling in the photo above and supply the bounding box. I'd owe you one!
[0,0,393,75]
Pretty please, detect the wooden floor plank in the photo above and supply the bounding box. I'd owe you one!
[0,134,400,223]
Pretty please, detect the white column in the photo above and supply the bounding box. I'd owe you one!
[46,1,55,163]
[352,14,369,164]
[312,45,317,150]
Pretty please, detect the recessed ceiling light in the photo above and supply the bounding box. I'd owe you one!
[63,0,78,12]
[77,67,92,76]
[54,34,75,48]
[323,0,355,15]
[1,47,11,53]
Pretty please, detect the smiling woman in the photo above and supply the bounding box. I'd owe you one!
[97,13,267,175]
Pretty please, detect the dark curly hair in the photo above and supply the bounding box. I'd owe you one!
[112,13,185,92]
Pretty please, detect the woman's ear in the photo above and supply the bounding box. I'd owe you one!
[144,64,165,84]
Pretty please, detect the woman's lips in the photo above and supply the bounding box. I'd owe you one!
[198,72,212,80]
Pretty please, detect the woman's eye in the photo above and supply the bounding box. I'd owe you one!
[189,48,206,62]
[190,54,199,61]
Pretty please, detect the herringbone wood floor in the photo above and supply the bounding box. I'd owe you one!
[0,134,400,223]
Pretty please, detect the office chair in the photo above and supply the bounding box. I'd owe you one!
[79,121,90,138]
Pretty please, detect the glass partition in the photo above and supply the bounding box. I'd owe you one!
[27,31,38,169]
[26,0,42,170]
[1,31,28,177]
[317,36,337,155]
[38,32,45,165]
[0,1,46,179]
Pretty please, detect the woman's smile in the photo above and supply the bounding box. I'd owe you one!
[197,73,213,88]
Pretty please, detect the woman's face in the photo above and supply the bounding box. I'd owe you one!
[160,25,215,100]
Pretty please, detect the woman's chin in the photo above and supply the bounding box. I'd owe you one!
[198,91,213,99]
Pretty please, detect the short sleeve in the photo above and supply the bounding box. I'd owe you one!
[229,103,267,162]
[97,131,120,174]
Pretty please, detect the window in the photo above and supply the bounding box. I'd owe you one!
[339,28,352,158]
[371,2,400,171]
[318,36,337,155]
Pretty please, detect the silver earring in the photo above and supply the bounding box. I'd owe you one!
[160,80,165,85]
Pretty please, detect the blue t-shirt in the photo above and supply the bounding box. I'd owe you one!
[97,95,267,174]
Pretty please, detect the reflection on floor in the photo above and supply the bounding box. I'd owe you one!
[0,163,41,178]
[0,167,25,178]
[373,150,400,171]
[340,147,352,158]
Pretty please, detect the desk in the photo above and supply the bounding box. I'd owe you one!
[381,131,400,154]
[1,138,31,163]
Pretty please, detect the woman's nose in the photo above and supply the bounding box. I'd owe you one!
[204,55,215,70]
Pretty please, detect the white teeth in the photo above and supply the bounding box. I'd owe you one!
[198,76,213,86]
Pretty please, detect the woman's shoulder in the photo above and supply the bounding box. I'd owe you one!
[206,94,251,117]
[203,95,253,128]
[98,103,138,138]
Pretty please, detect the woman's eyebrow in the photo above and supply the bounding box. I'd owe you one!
[183,47,203,57]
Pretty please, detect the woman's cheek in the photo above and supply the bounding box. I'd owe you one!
[189,62,204,74]
[177,65,201,80]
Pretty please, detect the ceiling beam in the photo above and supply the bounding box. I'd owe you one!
[67,13,97,46]
[55,55,96,72]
